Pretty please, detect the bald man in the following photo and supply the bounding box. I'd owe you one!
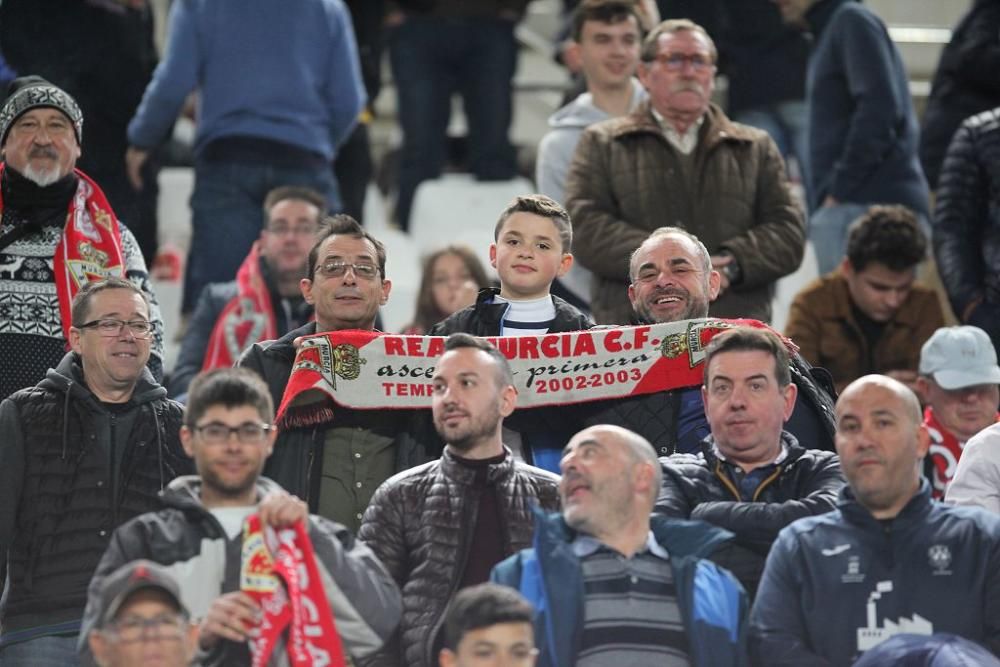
[492,425,747,667]
[749,375,1000,665]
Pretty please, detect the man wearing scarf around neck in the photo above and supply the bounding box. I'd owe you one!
[168,186,326,400]
[0,75,164,400]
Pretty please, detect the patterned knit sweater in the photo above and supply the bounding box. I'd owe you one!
[0,170,164,399]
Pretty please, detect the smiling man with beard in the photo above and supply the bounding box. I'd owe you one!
[0,76,165,400]
[359,334,560,667]
[0,277,191,664]
[79,367,402,666]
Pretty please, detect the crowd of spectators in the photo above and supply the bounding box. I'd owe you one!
[2,0,1000,665]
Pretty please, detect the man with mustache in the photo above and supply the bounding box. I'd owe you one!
[492,424,748,666]
[655,326,843,598]
[0,76,164,400]
[359,334,560,667]
[239,216,430,533]
[750,375,1000,664]
[564,18,804,326]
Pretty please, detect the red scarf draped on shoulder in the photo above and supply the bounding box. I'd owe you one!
[202,241,277,370]
[925,406,1000,500]
[0,164,125,341]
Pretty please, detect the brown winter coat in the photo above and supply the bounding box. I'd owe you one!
[784,271,945,393]
[565,102,805,325]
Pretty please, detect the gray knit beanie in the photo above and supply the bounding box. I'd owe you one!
[0,76,83,146]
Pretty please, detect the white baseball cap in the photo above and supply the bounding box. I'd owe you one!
[919,326,1000,389]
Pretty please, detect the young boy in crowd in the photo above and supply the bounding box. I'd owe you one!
[430,195,593,470]
[438,584,537,667]
[430,194,593,337]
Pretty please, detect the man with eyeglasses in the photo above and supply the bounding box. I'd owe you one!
[240,214,431,532]
[86,560,198,667]
[80,367,402,665]
[169,185,328,400]
[564,18,804,326]
[0,277,192,665]
[0,76,165,401]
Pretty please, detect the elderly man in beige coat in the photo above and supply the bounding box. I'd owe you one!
[565,18,805,325]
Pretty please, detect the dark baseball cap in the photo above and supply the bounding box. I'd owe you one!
[94,560,188,629]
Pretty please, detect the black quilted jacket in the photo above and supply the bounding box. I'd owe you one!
[357,448,560,667]
[934,107,1000,334]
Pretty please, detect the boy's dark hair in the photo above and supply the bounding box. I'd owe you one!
[71,277,150,328]
[641,18,717,63]
[307,214,387,281]
[442,583,534,651]
[444,333,515,388]
[494,194,573,253]
[571,0,644,42]
[845,205,926,272]
[702,327,791,388]
[262,186,328,228]
[185,367,274,428]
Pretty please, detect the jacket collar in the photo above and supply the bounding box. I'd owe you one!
[701,430,805,468]
[39,350,165,406]
[531,505,733,562]
[439,445,516,484]
[838,477,933,528]
[824,272,926,329]
[161,475,286,514]
[612,102,757,151]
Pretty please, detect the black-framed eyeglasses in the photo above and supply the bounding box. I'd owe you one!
[106,612,188,643]
[315,261,380,280]
[193,421,274,445]
[78,318,153,339]
[646,53,714,72]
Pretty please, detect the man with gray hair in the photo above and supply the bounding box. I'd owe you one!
[493,423,747,666]
[565,18,804,325]
[751,375,1000,664]
[0,75,164,399]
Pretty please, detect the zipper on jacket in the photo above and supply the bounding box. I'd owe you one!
[109,411,118,526]
[713,460,741,500]
[751,465,783,502]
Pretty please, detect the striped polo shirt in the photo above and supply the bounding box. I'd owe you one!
[574,533,691,667]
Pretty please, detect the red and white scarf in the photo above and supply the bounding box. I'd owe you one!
[275,318,794,428]
[925,406,1000,500]
[202,241,277,370]
[241,514,346,667]
[0,164,125,341]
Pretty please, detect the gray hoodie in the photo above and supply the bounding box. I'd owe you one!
[536,79,647,302]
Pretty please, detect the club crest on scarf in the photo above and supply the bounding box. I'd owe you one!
[294,336,365,391]
[241,514,346,667]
